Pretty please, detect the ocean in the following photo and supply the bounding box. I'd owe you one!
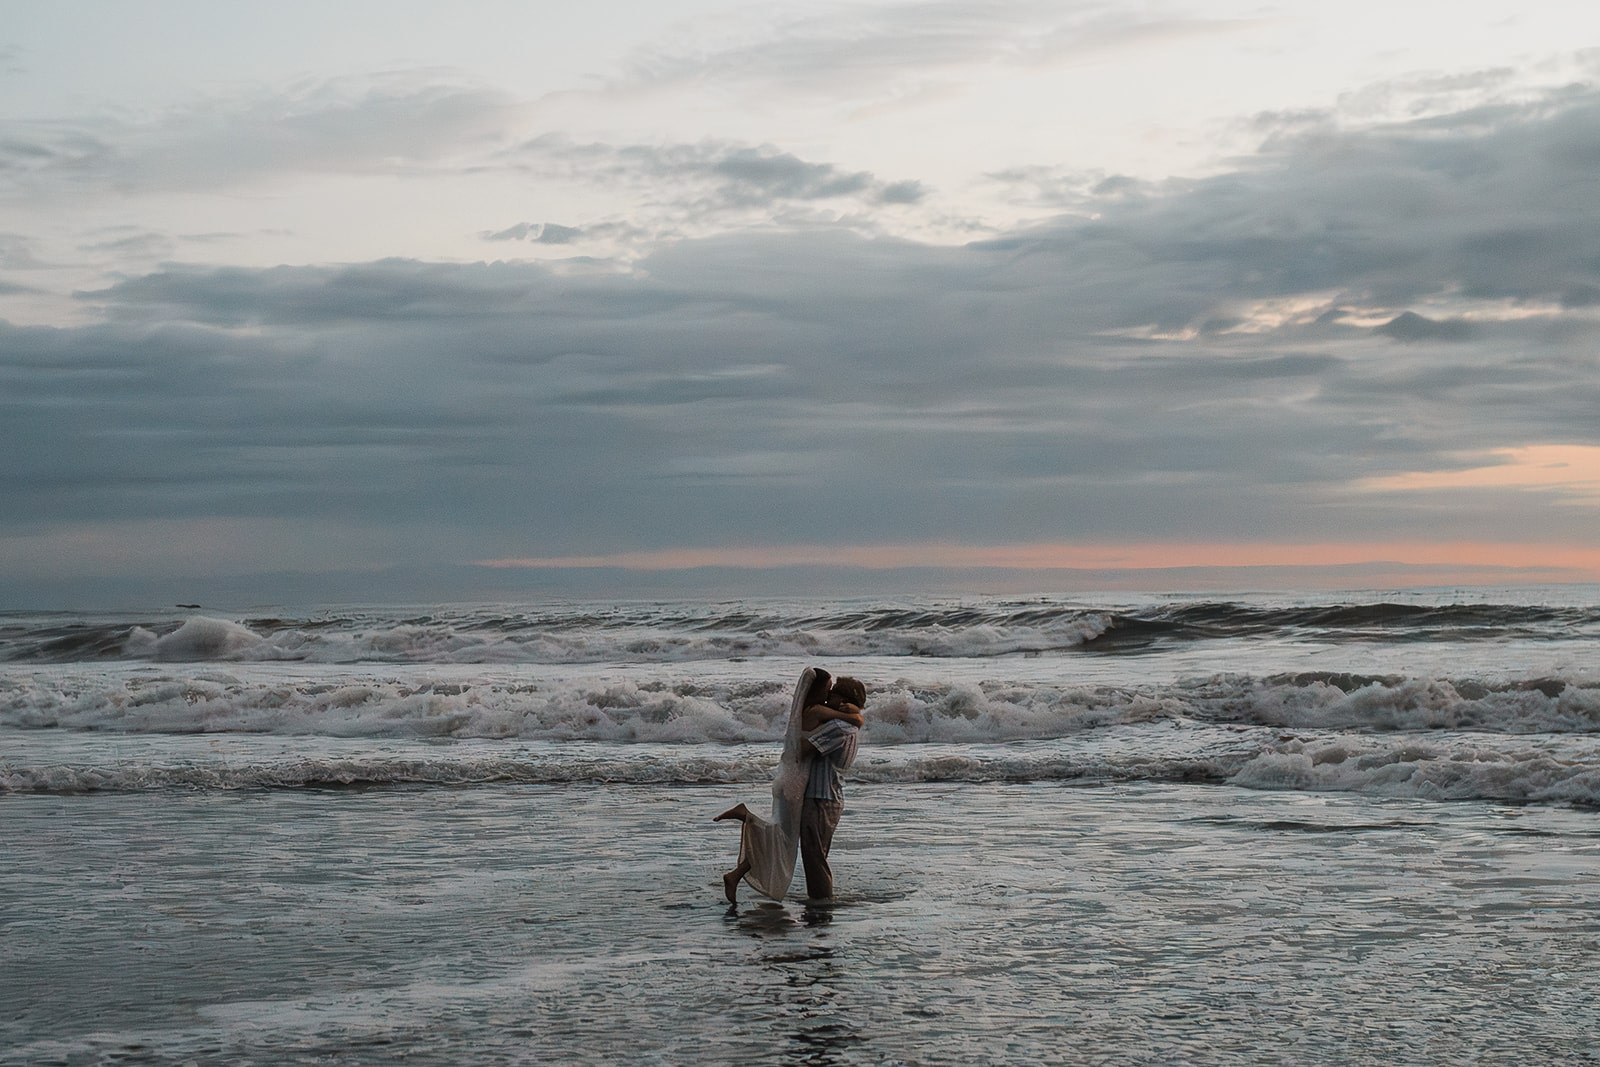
[5,588,1600,1063]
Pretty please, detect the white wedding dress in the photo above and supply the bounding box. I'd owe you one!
[736,667,816,900]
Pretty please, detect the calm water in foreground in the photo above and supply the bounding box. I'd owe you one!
[5,780,1599,1065]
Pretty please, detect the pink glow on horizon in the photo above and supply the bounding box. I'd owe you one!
[474,540,1600,580]
[1359,444,1600,500]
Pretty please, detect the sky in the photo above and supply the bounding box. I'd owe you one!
[5,0,1600,605]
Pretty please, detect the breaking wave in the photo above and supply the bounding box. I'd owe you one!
[5,668,1599,742]
[6,596,1600,666]
[8,730,1600,809]
[8,591,1600,808]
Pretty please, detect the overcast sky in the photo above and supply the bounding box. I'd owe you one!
[5,0,1600,605]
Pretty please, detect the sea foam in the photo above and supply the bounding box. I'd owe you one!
[5,667,1599,742]
[8,729,1600,808]
[1230,733,1600,806]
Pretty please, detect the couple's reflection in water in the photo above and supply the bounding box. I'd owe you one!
[725,898,835,929]
[723,899,863,1065]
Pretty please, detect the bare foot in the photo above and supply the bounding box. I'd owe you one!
[723,869,740,903]
[712,803,752,823]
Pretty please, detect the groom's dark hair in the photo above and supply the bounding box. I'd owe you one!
[833,677,866,708]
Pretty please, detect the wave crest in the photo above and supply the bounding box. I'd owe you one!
[9,731,1600,810]
[6,669,1600,742]
[1231,734,1600,806]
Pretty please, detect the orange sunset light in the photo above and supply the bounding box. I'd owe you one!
[1359,445,1600,500]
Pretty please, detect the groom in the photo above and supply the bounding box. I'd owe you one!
[797,674,865,900]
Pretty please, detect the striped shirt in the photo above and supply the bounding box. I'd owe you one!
[804,719,859,801]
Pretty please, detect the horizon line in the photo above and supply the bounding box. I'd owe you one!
[472,540,1600,579]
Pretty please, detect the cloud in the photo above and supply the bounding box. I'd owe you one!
[1332,67,1527,123]
[506,135,927,216]
[878,180,927,205]
[485,222,585,244]
[2,71,916,232]
[709,146,873,201]
[989,86,1600,329]
[0,125,111,181]
[1375,311,1478,343]
[620,0,1256,98]
[0,232,45,269]
[1359,445,1600,503]
[78,229,177,259]
[12,82,1600,589]
[79,259,584,326]
[0,74,523,196]
[178,231,263,245]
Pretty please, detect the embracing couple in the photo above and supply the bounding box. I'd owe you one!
[714,667,866,904]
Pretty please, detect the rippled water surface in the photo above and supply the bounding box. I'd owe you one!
[6,781,1599,1065]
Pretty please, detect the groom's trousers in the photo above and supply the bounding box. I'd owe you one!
[799,798,844,900]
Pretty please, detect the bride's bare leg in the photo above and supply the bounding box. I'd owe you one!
[723,859,751,903]
[712,803,752,823]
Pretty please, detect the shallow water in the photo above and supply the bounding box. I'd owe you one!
[6,781,1599,1065]
[7,590,1600,1063]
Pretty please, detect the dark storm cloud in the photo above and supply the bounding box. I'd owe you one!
[11,83,1600,572]
[0,314,552,530]
[988,87,1600,327]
